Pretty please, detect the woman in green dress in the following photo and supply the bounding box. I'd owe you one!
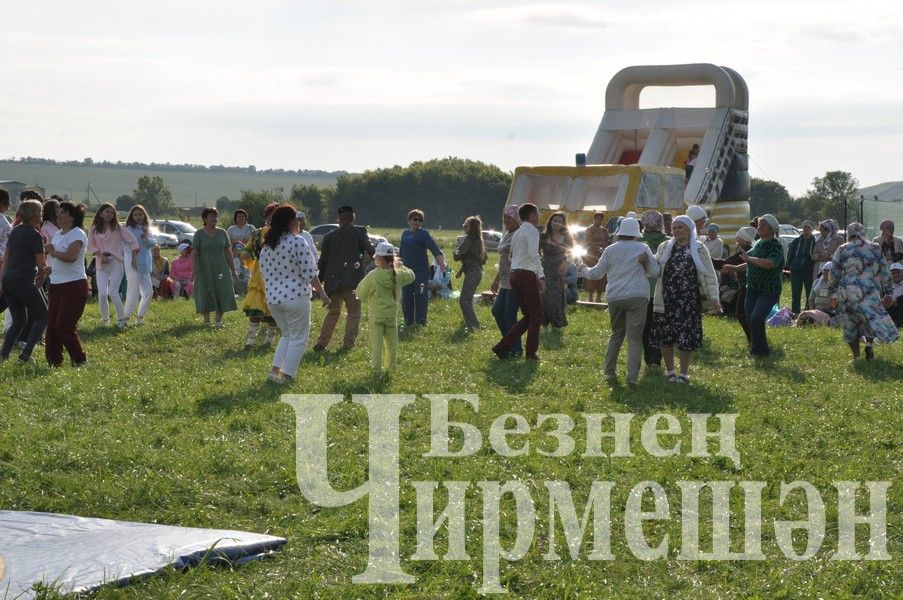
[192,207,238,328]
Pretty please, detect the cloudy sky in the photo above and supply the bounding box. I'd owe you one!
[2,0,900,195]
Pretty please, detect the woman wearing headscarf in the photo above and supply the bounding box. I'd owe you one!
[827,222,899,360]
[722,214,785,358]
[811,218,842,281]
[873,220,903,263]
[580,217,660,385]
[650,215,720,383]
[719,226,757,342]
[703,223,724,260]
[582,212,610,302]
[787,220,817,314]
[639,210,668,369]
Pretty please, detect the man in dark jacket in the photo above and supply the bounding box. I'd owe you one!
[787,220,816,314]
[313,206,375,351]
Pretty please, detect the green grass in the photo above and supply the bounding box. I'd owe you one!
[0,161,337,208]
[1,243,901,599]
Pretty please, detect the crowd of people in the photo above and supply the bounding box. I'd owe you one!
[0,186,901,385]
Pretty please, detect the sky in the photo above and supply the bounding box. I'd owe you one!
[2,0,901,196]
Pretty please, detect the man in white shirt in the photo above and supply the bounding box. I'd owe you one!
[296,211,319,264]
[492,203,545,360]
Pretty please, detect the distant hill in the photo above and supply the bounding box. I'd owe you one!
[859,181,903,201]
[0,160,342,208]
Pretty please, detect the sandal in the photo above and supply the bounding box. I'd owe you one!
[677,374,690,384]
[666,371,677,383]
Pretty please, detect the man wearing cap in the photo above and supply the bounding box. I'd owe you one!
[685,205,708,236]
[888,262,903,327]
[873,220,903,263]
[313,206,374,351]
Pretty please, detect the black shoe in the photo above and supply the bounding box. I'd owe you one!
[865,346,874,361]
[491,346,510,360]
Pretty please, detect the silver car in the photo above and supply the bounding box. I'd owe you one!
[455,229,504,252]
[154,219,197,244]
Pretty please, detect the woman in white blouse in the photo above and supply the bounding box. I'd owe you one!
[259,205,330,384]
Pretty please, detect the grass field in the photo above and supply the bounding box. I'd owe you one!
[0,162,338,208]
[1,231,901,599]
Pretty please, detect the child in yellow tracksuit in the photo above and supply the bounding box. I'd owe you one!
[356,242,415,373]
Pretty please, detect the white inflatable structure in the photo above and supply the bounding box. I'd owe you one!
[587,63,751,240]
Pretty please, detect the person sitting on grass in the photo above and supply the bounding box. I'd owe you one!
[170,243,194,299]
[356,242,415,375]
[150,245,173,300]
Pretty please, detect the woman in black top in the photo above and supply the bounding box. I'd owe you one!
[0,200,49,362]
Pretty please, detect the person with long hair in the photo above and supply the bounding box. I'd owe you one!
[453,215,487,330]
[0,200,49,362]
[356,242,415,374]
[258,205,330,384]
[87,203,138,328]
[827,222,899,360]
[43,202,90,366]
[41,199,61,242]
[540,211,573,328]
[650,215,721,382]
[123,205,157,325]
[242,203,280,346]
[192,207,237,328]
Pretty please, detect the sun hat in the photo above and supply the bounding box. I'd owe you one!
[615,217,641,238]
[890,262,903,270]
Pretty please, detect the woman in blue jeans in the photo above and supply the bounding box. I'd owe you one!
[399,209,446,327]
[0,200,49,363]
[724,214,784,357]
[490,205,522,356]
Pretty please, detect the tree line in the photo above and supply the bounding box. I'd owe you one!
[110,159,873,231]
[4,157,346,178]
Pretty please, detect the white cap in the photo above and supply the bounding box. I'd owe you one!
[375,242,395,257]
[177,243,190,253]
[296,211,306,220]
[625,211,637,219]
[891,262,903,271]
[686,205,708,223]
[821,261,833,272]
[615,217,641,238]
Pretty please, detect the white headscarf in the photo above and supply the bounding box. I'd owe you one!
[659,215,704,271]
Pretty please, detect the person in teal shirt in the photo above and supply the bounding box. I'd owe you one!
[356,242,415,373]
[724,214,785,357]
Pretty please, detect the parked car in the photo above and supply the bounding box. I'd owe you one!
[150,226,179,248]
[154,219,197,244]
[779,224,801,244]
[308,223,387,251]
[309,224,340,247]
[455,229,504,252]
